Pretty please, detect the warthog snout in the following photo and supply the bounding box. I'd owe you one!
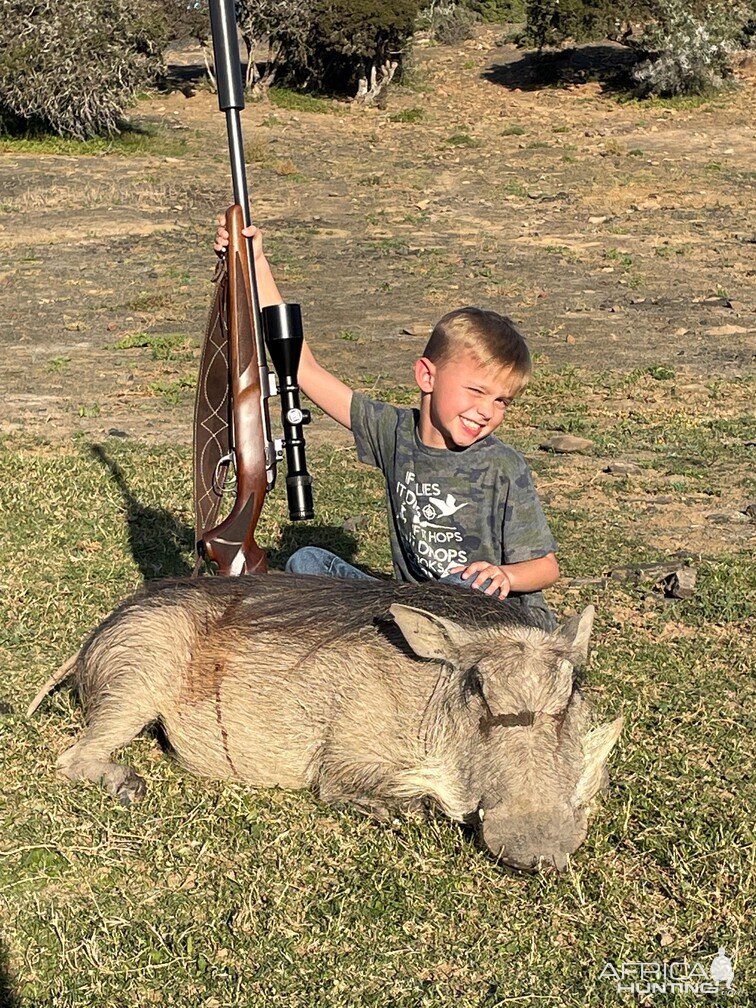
[480,806,588,872]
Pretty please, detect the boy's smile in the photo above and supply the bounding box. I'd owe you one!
[415,351,525,451]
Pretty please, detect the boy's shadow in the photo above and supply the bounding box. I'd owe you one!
[90,445,195,580]
[91,444,386,581]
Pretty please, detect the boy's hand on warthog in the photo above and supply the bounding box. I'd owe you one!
[449,561,512,598]
[214,214,266,261]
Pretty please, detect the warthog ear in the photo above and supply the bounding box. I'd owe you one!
[558,605,595,665]
[572,716,624,808]
[389,604,465,661]
[555,657,575,708]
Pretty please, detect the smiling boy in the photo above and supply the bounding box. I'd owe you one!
[214,220,559,626]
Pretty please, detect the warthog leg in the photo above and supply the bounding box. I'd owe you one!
[55,709,153,806]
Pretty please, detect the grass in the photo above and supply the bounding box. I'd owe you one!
[268,88,338,115]
[0,124,188,158]
[113,332,195,362]
[445,132,481,148]
[147,376,197,405]
[388,108,425,124]
[0,362,753,1005]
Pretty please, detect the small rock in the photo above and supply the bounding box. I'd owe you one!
[705,510,750,524]
[565,334,576,345]
[401,323,431,336]
[659,932,675,948]
[539,435,594,454]
[604,461,643,476]
[661,567,697,599]
[700,296,732,308]
[742,502,756,519]
[588,215,607,224]
[609,557,693,583]
[108,428,129,439]
[673,327,689,337]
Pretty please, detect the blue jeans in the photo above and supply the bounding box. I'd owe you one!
[286,545,494,589]
[284,546,556,628]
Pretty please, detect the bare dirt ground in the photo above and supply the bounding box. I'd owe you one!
[1,25,754,454]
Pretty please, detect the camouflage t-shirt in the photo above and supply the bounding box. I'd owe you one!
[351,392,557,609]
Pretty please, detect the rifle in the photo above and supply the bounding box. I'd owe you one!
[193,0,314,576]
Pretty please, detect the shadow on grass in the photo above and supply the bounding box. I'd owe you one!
[91,444,388,582]
[483,41,639,93]
[90,445,195,581]
[0,937,18,1008]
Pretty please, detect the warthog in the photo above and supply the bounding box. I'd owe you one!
[28,573,622,871]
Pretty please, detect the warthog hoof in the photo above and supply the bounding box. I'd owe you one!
[101,766,147,806]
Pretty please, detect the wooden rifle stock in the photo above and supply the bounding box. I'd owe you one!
[196,205,268,575]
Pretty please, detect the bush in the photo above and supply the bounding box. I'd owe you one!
[463,0,526,22]
[521,0,750,96]
[423,3,479,44]
[632,2,750,96]
[235,1,313,94]
[156,0,210,43]
[0,1,166,139]
[282,0,422,100]
[523,0,655,49]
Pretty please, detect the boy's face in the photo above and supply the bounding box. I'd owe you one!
[415,351,524,450]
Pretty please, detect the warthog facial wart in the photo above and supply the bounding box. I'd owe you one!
[28,573,623,872]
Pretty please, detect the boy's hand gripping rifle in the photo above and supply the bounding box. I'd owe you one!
[193,0,314,576]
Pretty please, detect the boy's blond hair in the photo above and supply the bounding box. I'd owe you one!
[423,307,532,387]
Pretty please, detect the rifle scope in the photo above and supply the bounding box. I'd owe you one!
[264,305,315,522]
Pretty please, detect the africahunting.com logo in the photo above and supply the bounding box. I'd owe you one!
[599,947,735,995]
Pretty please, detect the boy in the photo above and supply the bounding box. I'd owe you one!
[214,220,559,627]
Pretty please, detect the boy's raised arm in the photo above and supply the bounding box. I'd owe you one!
[297,341,354,430]
[214,218,354,430]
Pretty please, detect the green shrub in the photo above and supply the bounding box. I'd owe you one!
[463,0,526,22]
[283,0,422,99]
[632,2,750,96]
[523,0,655,49]
[521,0,750,97]
[235,1,313,93]
[0,1,166,139]
[156,0,210,43]
[422,2,479,44]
